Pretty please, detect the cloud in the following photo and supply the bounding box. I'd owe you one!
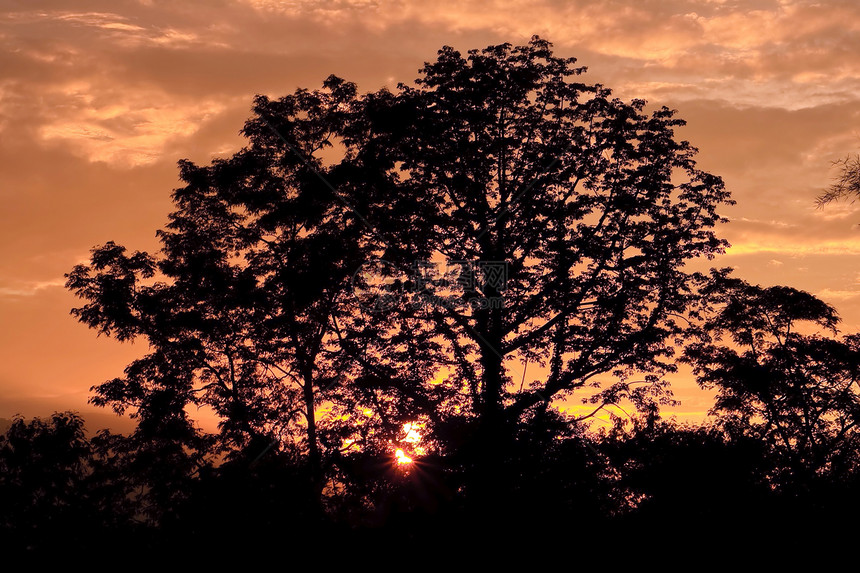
[816,288,860,302]
[2,0,860,426]
[228,0,860,110]
[725,239,860,257]
[37,81,229,166]
[0,279,66,298]
[54,11,146,31]
[11,10,225,49]
[736,217,795,228]
[812,201,860,221]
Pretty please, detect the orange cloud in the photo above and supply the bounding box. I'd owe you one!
[37,81,230,166]
[0,279,66,298]
[2,0,860,429]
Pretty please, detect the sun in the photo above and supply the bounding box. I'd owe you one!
[391,421,426,467]
[394,448,413,466]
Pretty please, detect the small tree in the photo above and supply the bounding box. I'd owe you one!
[683,271,860,491]
[0,413,140,551]
[0,413,92,539]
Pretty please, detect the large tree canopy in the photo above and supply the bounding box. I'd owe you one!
[347,38,732,441]
[66,37,733,500]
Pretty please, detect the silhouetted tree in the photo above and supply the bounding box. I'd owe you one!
[0,412,92,550]
[599,412,772,530]
[684,271,860,495]
[66,37,733,524]
[66,75,439,514]
[817,153,860,206]
[0,412,145,554]
[345,37,732,504]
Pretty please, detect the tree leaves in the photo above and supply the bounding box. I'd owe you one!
[66,35,736,508]
[683,274,860,490]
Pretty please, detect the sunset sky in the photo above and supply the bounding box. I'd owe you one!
[2,0,859,431]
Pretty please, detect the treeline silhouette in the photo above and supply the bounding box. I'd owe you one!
[4,405,860,555]
[6,37,860,556]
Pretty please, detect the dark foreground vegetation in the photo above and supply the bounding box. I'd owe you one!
[4,407,860,556]
[5,37,860,556]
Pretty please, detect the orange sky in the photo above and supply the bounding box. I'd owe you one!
[2,0,859,431]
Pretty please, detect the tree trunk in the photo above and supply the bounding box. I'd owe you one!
[302,369,325,515]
